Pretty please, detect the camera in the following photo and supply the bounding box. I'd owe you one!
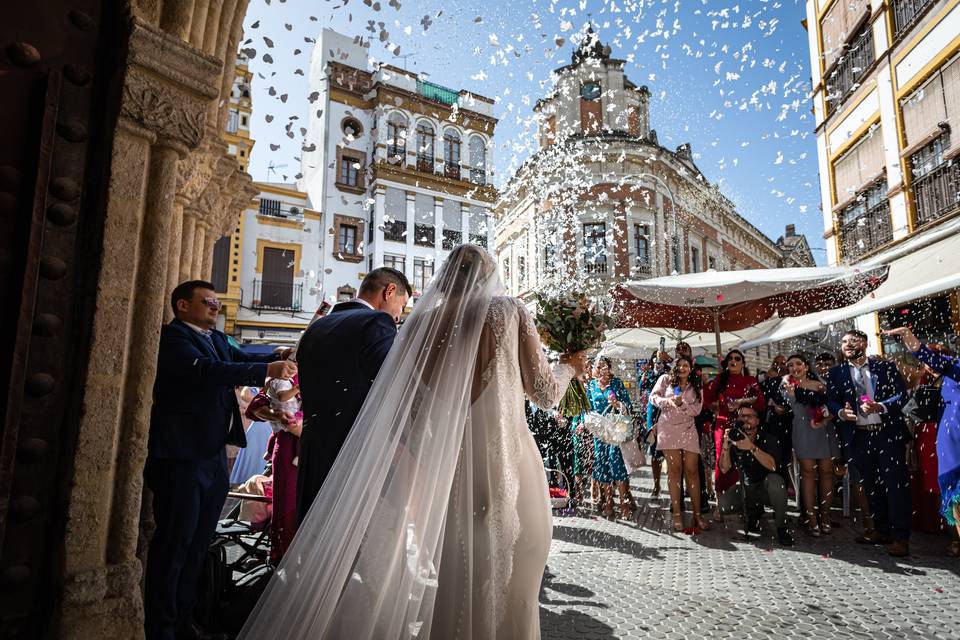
[728,420,747,442]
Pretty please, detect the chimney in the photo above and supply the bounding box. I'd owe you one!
[785,224,796,237]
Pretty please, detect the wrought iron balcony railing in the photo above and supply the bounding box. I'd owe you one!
[441,229,462,250]
[584,259,608,274]
[414,223,435,247]
[825,25,874,115]
[912,159,960,227]
[444,164,461,180]
[382,219,406,242]
[258,199,303,219]
[416,156,434,174]
[892,0,938,38]
[469,233,487,248]
[839,198,892,263]
[251,279,303,312]
[470,168,486,185]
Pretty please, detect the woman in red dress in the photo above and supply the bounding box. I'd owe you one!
[705,349,765,516]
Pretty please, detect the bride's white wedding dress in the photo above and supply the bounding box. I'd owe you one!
[239,245,572,640]
[430,296,574,638]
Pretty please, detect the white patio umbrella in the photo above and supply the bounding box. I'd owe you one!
[612,266,889,358]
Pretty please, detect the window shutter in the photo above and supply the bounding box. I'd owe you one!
[262,247,295,308]
[941,56,960,154]
[901,76,947,149]
[821,0,870,71]
[833,127,884,206]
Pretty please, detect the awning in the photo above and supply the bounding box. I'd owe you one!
[740,232,960,350]
[601,317,783,359]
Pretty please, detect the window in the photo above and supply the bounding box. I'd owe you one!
[226,109,239,133]
[383,187,407,242]
[824,20,874,114]
[580,82,601,101]
[634,224,650,272]
[414,193,435,247]
[383,254,406,273]
[257,246,299,311]
[336,147,366,193]
[708,256,717,270]
[413,257,434,293]
[542,114,557,147]
[690,246,701,273]
[416,121,435,172]
[911,133,960,226]
[241,114,248,127]
[892,0,939,38]
[502,257,511,285]
[469,135,486,184]
[839,178,891,262]
[671,235,682,273]
[443,129,461,179]
[583,222,607,273]
[442,199,462,249]
[468,207,488,247]
[517,255,526,290]
[338,224,357,254]
[386,112,407,163]
[211,235,231,292]
[341,117,363,138]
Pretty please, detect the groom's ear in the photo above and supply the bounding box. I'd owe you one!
[383,283,397,299]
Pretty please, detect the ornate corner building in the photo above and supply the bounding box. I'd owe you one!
[494,29,814,303]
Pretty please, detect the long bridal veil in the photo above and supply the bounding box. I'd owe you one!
[239,244,506,639]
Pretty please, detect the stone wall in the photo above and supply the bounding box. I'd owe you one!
[55,2,257,638]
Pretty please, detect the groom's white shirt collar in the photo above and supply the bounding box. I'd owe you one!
[351,298,375,311]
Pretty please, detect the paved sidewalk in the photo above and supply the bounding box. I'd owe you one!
[539,472,960,639]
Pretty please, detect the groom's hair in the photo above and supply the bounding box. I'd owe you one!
[360,267,412,297]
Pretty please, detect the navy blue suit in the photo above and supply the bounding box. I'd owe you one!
[145,319,275,640]
[294,300,397,523]
[826,357,911,541]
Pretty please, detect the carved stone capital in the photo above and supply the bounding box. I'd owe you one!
[119,19,223,151]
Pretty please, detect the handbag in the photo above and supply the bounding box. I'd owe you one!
[583,404,635,445]
[620,438,646,474]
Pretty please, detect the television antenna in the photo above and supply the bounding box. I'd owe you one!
[266,161,288,179]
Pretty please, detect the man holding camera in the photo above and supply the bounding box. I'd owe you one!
[717,405,794,546]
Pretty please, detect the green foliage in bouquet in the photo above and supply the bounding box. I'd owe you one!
[534,293,614,417]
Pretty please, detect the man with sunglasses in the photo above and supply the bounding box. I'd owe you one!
[717,405,793,546]
[146,280,297,640]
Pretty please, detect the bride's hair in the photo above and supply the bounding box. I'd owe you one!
[432,243,497,296]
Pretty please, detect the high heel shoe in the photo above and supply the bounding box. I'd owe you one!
[693,514,711,531]
[672,512,683,532]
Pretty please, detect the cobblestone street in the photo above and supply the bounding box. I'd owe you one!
[539,472,960,639]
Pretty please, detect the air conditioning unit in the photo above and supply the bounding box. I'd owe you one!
[289,206,301,216]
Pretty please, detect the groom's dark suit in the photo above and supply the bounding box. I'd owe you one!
[295,300,397,522]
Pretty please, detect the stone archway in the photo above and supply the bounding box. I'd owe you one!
[2,2,260,637]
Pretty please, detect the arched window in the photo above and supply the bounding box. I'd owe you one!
[416,121,435,172]
[443,129,461,180]
[386,112,408,163]
[468,135,486,185]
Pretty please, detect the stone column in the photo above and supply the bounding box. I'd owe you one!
[57,17,222,638]
[202,226,218,279]
[192,220,207,278]
[179,209,198,282]
[164,198,187,323]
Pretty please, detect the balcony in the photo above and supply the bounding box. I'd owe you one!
[442,229,462,250]
[584,259,608,274]
[469,233,487,248]
[414,223,435,247]
[825,25,874,115]
[383,219,406,242]
[633,260,653,277]
[417,79,459,106]
[913,160,960,227]
[839,198,893,263]
[444,164,461,180]
[470,168,486,185]
[258,199,302,219]
[892,0,938,38]
[251,279,302,312]
[417,155,434,173]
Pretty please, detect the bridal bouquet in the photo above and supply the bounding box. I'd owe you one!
[534,293,613,417]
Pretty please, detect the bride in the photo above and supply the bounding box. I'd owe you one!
[239,244,588,639]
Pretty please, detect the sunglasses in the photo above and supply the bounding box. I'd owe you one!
[201,297,222,310]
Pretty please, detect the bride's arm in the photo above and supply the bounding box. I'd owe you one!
[515,302,575,409]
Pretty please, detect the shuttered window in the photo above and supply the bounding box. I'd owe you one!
[211,235,230,292]
[833,126,885,206]
[901,55,960,155]
[261,247,295,308]
[820,0,870,71]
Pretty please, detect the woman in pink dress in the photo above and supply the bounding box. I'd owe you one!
[704,350,766,506]
[650,356,707,531]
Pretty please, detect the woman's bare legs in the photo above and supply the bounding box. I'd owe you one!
[651,455,662,497]
[817,458,834,533]
[664,450,684,529]
[682,452,708,529]
[799,458,818,534]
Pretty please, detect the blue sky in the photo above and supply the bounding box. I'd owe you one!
[242,0,823,261]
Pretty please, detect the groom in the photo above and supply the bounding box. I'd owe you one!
[295,267,411,522]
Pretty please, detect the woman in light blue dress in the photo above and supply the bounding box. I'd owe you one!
[588,357,634,519]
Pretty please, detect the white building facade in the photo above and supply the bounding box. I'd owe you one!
[302,29,498,304]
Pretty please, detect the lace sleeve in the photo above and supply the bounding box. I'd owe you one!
[515,300,574,408]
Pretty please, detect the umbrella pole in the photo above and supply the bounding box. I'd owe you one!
[713,310,722,362]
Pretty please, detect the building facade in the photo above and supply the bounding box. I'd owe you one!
[799,0,960,354]
[302,29,498,305]
[496,30,813,303]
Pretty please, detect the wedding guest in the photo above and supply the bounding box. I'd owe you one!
[145,281,295,640]
[228,387,273,487]
[760,355,793,481]
[826,329,911,557]
[587,357,634,519]
[885,327,960,545]
[650,355,708,531]
[676,341,711,514]
[783,354,838,536]
[640,350,670,496]
[815,352,837,378]
[705,349,765,514]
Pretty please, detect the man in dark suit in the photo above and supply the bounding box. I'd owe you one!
[826,328,911,557]
[295,267,411,523]
[145,280,296,640]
